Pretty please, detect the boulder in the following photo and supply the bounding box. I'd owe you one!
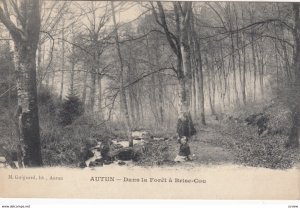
[118,161,126,166]
[116,148,134,161]
[257,116,269,135]
[110,143,146,162]
[153,137,165,141]
[245,113,263,125]
[79,161,87,168]
[95,160,104,166]
[89,160,103,167]
[95,158,103,163]
[103,160,113,165]
[88,161,96,167]
[132,130,150,139]
[245,113,269,135]
[0,156,6,163]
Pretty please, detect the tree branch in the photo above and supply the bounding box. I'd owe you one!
[0,6,22,41]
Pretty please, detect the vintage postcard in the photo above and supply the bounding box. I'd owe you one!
[0,0,299,199]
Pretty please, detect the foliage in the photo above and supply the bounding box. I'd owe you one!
[134,140,172,166]
[217,101,299,169]
[58,91,84,126]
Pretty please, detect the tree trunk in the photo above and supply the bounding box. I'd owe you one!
[59,19,65,100]
[241,33,247,105]
[82,70,88,105]
[14,42,43,167]
[0,0,43,167]
[177,77,196,137]
[97,72,102,115]
[257,42,264,98]
[37,41,42,87]
[206,54,216,116]
[69,38,75,93]
[70,60,75,93]
[90,68,96,111]
[111,1,132,146]
[155,39,164,124]
[192,59,197,117]
[196,44,205,125]
[251,35,257,101]
[176,3,197,136]
[146,37,159,123]
[287,3,300,148]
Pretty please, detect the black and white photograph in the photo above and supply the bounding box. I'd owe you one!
[0,0,299,200]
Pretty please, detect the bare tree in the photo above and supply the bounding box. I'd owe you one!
[287,3,300,148]
[152,2,197,137]
[111,1,132,146]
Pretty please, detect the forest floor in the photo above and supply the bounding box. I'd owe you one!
[151,121,300,170]
[164,121,237,167]
[136,109,300,169]
[1,97,300,170]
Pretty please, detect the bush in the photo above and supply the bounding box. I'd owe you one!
[135,140,171,166]
[40,120,100,167]
[233,135,294,169]
[218,101,298,169]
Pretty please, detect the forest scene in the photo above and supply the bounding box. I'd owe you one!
[0,0,300,170]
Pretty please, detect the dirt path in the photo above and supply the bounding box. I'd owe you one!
[166,123,236,167]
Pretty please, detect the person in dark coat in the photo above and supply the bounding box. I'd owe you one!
[175,136,192,162]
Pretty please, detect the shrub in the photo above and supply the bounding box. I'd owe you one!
[135,140,171,166]
[58,91,84,126]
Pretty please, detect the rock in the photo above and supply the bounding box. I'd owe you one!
[245,113,269,135]
[0,156,6,163]
[133,139,144,146]
[153,137,164,141]
[103,160,113,165]
[134,138,142,141]
[257,116,269,135]
[89,160,103,167]
[95,158,103,163]
[116,147,134,161]
[111,143,124,150]
[89,161,96,167]
[95,160,104,167]
[94,158,104,166]
[132,130,150,139]
[118,161,126,165]
[79,161,87,168]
